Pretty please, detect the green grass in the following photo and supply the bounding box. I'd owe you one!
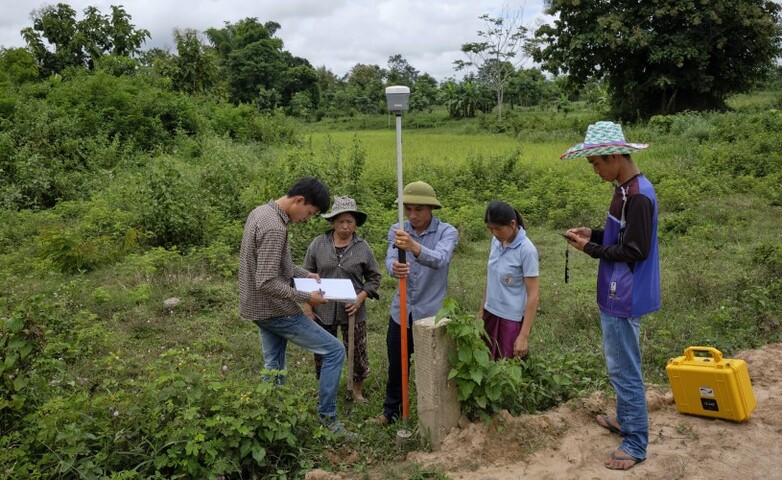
[301,129,536,170]
[726,90,782,111]
[3,92,781,478]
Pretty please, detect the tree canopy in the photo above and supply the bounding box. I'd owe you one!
[456,8,529,121]
[531,0,782,119]
[205,18,319,109]
[21,3,149,77]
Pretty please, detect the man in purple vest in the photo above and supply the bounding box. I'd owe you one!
[562,121,661,471]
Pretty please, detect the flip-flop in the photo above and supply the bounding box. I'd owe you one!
[605,450,645,470]
[596,415,623,436]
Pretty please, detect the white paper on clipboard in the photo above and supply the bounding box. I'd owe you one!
[294,278,357,302]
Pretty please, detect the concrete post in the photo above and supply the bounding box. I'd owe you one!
[412,316,461,450]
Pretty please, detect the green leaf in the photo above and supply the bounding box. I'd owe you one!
[59,457,75,473]
[19,342,33,359]
[251,444,266,463]
[458,382,475,398]
[475,349,491,367]
[3,315,24,333]
[458,347,473,363]
[4,354,17,368]
[13,376,28,391]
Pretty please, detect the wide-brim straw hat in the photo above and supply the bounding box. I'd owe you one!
[561,121,649,160]
[397,181,442,209]
[321,196,368,226]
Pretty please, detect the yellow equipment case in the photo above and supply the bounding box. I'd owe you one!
[665,346,756,422]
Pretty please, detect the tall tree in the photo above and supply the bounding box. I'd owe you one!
[455,7,529,121]
[172,29,219,94]
[386,54,418,86]
[346,63,385,114]
[205,18,319,109]
[409,73,439,113]
[506,67,550,108]
[531,0,782,119]
[0,48,39,84]
[21,4,149,76]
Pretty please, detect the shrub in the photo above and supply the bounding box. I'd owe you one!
[4,348,325,478]
[210,104,297,144]
[137,157,209,248]
[36,200,142,273]
[438,300,605,421]
[0,313,44,432]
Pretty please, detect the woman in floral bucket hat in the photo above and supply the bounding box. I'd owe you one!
[303,196,381,403]
[562,121,660,471]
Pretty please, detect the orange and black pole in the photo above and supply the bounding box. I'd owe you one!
[386,86,411,422]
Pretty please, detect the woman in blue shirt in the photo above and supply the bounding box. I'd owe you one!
[479,201,540,360]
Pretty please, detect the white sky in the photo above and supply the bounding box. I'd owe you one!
[0,0,551,81]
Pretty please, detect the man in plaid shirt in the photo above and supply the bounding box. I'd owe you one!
[239,177,352,435]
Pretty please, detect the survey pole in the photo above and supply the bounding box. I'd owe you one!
[385,85,411,422]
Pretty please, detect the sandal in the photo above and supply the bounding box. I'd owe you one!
[596,414,623,436]
[605,450,645,470]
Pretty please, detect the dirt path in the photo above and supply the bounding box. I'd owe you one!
[406,343,782,480]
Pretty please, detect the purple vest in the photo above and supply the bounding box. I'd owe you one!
[597,175,661,317]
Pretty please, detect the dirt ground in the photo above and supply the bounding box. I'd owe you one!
[309,343,782,480]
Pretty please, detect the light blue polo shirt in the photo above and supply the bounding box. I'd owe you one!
[484,228,539,322]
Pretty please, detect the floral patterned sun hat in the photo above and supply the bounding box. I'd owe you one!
[560,121,649,159]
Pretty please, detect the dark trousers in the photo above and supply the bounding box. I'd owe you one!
[383,315,414,422]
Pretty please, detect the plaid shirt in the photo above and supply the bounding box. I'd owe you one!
[239,201,311,322]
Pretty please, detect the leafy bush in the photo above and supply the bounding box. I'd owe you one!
[198,153,251,220]
[210,104,297,144]
[0,313,43,431]
[656,176,698,213]
[45,69,203,150]
[3,348,325,478]
[137,157,209,248]
[35,200,142,273]
[447,203,490,242]
[438,300,605,421]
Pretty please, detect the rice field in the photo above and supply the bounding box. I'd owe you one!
[302,129,574,170]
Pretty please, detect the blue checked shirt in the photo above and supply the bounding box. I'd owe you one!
[385,216,458,325]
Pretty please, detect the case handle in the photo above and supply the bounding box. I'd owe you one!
[684,346,723,363]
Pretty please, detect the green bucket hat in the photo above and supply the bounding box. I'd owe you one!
[561,121,649,160]
[397,181,442,209]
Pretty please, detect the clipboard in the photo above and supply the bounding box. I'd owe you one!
[293,278,357,302]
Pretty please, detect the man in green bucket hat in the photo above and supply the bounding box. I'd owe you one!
[562,121,661,471]
[372,180,458,425]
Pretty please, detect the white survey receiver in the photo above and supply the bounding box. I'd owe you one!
[385,85,410,114]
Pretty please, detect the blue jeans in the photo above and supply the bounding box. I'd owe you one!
[255,313,345,418]
[601,313,648,460]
